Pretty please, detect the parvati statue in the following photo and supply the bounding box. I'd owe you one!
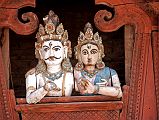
[74,22,122,98]
[25,10,74,104]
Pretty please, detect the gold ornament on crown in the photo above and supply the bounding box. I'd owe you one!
[78,22,102,45]
[36,10,68,43]
[74,22,105,60]
[34,10,72,73]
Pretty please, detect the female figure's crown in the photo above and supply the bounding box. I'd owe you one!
[77,22,102,45]
[74,22,105,61]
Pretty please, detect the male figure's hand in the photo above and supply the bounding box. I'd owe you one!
[44,80,61,91]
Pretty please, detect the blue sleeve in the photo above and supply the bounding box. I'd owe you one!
[94,67,118,84]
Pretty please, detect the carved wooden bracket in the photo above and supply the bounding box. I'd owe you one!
[94,0,158,120]
[0,0,38,120]
[94,1,152,33]
[0,0,38,35]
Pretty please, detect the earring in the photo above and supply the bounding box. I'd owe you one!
[75,62,84,71]
[39,51,43,60]
[62,58,73,72]
[96,60,105,70]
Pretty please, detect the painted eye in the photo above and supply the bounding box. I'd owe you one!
[82,50,88,55]
[44,48,49,52]
[54,48,60,51]
[83,51,87,55]
[91,49,98,54]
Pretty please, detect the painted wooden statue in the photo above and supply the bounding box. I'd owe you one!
[74,23,122,98]
[25,10,74,104]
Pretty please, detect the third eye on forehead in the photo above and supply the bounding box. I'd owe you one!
[87,44,91,49]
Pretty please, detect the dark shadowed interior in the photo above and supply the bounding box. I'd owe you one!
[9,0,125,97]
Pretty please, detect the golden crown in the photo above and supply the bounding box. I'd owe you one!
[75,22,105,59]
[77,22,103,45]
[36,10,68,43]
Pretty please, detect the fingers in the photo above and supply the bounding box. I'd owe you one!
[77,79,95,94]
[44,81,61,91]
[80,79,89,87]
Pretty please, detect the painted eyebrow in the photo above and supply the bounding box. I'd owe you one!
[82,49,88,53]
[52,46,61,49]
[43,45,49,48]
[90,49,98,52]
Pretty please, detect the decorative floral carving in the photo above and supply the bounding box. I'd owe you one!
[94,0,155,120]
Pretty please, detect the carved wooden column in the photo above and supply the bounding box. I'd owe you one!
[145,2,159,118]
[94,0,158,120]
[0,0,38,120]
[152,20,159,120]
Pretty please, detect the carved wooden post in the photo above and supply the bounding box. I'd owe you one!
[152,26,159,119]
[0,0,38,120]
[94,0,158,119]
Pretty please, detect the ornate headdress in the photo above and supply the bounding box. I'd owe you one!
[35,10,72,73]
[36,10,68,44]
[74,22,105,70]
[78,23,102,47]
[35,10,72,57]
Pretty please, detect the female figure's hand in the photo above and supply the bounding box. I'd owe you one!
[77,78,96,94]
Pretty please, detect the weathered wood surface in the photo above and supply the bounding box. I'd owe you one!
[0,0,38,35]
[17,96,120,104]
[15,101,123,112]
[94,0,158,120]
[0,0,158,120]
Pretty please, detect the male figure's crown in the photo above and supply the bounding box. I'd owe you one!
[36,10,68,43]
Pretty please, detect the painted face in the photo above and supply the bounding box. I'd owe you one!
[80,43,99,66]
[39,40,64,66]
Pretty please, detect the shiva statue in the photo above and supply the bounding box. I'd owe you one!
[74,23,122,98]
[25,10,74,104]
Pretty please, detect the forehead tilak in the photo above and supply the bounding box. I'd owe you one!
[87,44,91,49]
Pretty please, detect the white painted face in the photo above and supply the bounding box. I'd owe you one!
[39,40,64,66]
[80,43,99,66]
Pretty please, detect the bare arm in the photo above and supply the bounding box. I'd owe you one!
[97,74,122,98]
[64,72,74,96]
[26,73,48,104]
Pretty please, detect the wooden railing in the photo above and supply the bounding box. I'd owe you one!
[11,85,129,120]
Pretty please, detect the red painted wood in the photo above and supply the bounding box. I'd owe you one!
[0,0,158,120]
[0,0,38,119]
[17,96,120,104]
[15,101,123,112]
[120,85,129,120]
[0,0,36,8]
[0,0,38,35]
[0,47,18,120]
[152,31,159,119]
[94,0,159,120]
[142,33,157,120]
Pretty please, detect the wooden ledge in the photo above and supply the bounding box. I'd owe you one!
[15,101,123,112]
[16,95,120,104]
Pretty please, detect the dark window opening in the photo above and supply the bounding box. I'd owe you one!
[10,0,125,98]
